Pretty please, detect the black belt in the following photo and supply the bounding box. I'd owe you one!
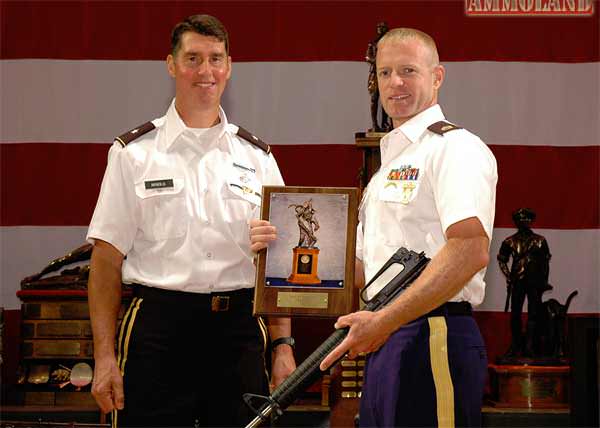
[425,301,472,318]
[131,284,253,312]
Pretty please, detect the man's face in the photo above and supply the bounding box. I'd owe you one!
[167,31,231,112]
[376,38,444,128]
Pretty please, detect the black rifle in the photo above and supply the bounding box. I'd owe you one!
[243,247,430,428]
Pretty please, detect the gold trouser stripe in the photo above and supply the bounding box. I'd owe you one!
[119,298,143,373]
[257,316,270,382]
[116,297,139,370]
[428,316,455,428]
[113,297,142,428]
[257,316,268,352]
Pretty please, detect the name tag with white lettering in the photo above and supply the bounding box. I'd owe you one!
[144,179,174,190]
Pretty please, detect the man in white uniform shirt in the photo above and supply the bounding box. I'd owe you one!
[320,28,497,427]
[87,15,295,428]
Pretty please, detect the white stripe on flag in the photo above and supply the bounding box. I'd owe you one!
[2,60,598,147]
[1,226,598,312]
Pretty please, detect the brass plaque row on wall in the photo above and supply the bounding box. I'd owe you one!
[22,320,93,338]
[23,302,127,320]
[25,390,97,406]
[21,339,94,359]
[339,355,366,399]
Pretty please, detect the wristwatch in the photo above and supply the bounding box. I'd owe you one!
[271,336,295,350]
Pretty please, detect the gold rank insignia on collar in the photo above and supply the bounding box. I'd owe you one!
[236,126,271,154]
[115,121,156,147]
[427,121,462,136]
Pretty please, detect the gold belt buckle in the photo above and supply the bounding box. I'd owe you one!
[211,296,230,312]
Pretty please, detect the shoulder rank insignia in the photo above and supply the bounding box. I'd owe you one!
[427,121,462,136]
[236,126,271,154]
[115,121,156,147]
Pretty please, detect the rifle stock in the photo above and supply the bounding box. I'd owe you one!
[243,248,429,428]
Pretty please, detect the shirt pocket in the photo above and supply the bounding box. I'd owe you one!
[379,179,420,206]
[375,188,407,249]
[219,184,258,250]
[223,176,260,215]
[134,178,187,241]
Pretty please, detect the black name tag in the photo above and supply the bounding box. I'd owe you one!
[145,179,174,190]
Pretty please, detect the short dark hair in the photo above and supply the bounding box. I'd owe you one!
[170,14,229,55]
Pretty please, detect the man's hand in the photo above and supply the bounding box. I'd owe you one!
[91,356,125,414]
[249,219,277,253]
[270,345,296,390]
[319,310,393,371]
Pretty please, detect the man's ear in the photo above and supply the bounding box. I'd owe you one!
[226,56,232,80]
[433,64,445,90]
[166,54,176,78]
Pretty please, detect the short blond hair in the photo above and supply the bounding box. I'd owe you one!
[377,28,440,66]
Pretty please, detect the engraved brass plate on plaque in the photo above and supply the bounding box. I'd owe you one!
[342,370,357,377]
[37,322,82,337]
[59,302,90,319]
[342,381,357,387]
[341,391,357,398]
[35,341,81,356]
[520,377,556,399]
[276,292,328,309]
[341,360,357,367]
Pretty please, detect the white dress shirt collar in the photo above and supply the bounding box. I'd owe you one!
[379,104,446,167]
[163,99,228,151]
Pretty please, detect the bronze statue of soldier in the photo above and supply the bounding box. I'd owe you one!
[498,208,552,359]
[367,22,391,133]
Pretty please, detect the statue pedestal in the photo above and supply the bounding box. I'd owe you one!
[288,247,321,285]
[488,364,570,409]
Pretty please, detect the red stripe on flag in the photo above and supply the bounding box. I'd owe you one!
[1,143,107,227]
[1,1,598,62]
[493,145,599,230]
[1,143,598,228]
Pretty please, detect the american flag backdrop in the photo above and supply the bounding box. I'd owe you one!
[1,0,598,322]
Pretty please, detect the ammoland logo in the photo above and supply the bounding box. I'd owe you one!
[466,0,595,15]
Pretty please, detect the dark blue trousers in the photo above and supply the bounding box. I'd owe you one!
[359,311,487,427]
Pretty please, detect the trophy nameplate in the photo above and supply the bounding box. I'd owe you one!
[277,291,329,309]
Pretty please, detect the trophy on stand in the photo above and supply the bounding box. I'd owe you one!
[489,208,578,409]
[366,22,391,135]
[287,199,321,285]
[356,22,391,190]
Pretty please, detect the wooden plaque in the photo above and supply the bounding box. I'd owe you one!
[254,186,358,317]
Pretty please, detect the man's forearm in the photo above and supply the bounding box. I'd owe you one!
[267,316,294,358]
[88,241,124,360]
[377,234,489,334]
[267,316,291,341]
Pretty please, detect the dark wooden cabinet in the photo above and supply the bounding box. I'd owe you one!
[355,132,382,190]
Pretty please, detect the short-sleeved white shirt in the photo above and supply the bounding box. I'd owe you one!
[87,100,284,293]
[357,104,497,304]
